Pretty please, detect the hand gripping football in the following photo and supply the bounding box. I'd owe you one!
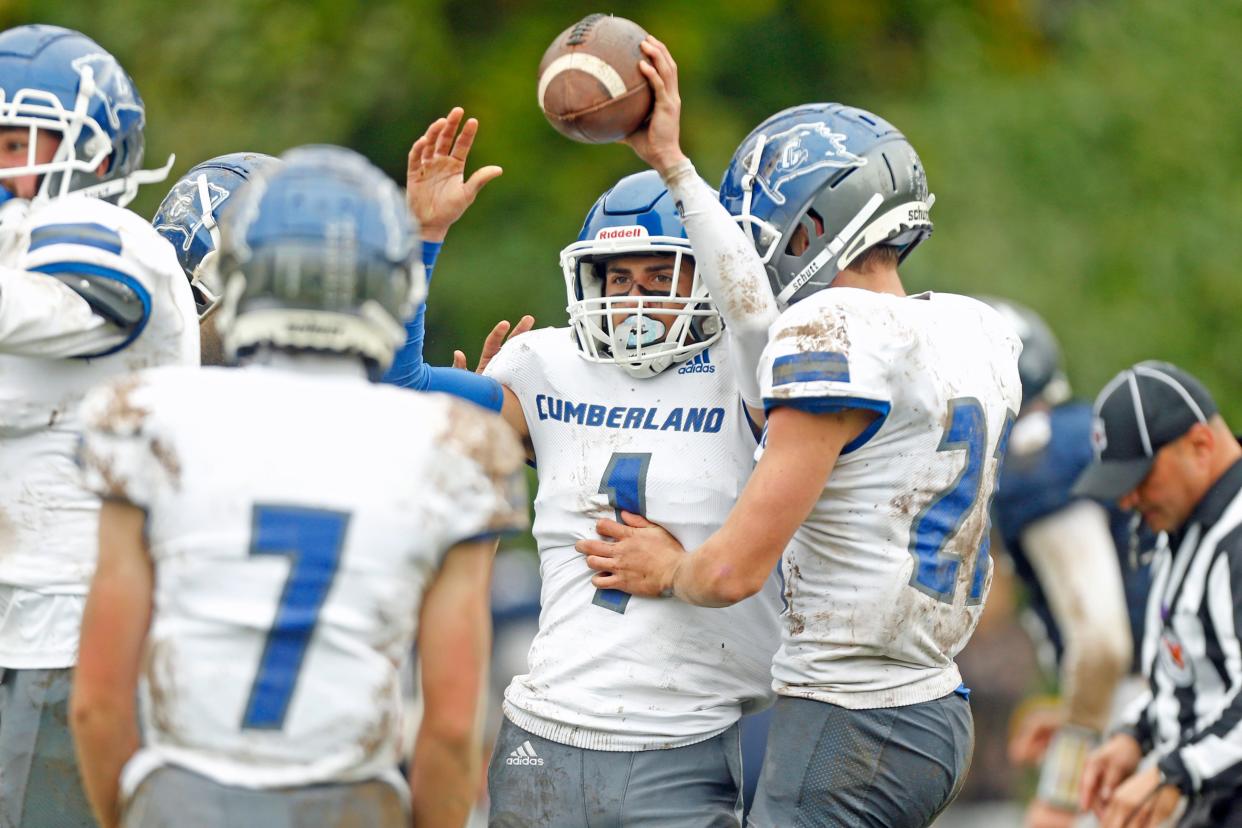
[537,14,653,144]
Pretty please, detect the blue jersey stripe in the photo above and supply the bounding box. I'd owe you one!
[29,223,123,256]
[762,395,891,454]
[29,261,151,358]
[771,351,849,385]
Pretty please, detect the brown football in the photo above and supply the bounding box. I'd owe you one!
[537,14,653,144]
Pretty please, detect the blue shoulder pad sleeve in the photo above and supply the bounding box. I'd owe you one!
[425,367,505,413]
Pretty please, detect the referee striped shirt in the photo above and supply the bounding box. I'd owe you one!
[1119,458,1242,798]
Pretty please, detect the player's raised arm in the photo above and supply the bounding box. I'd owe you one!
[382,109,533,450]
[620,36,778,417]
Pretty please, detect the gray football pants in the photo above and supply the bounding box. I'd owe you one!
[122,765,407,827]
[748,692,973,828]
[0,666,94,828]
[487,717,743,827]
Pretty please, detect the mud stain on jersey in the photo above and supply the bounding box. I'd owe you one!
[785,561,805,636]
[714,249,771,319]
[435,399,529,532]
[77,441,129,500]
[92,375,151,435]
[148,437,182,490]
[358,678,398,759]
[143,639,182,744]
[775,303,852,353]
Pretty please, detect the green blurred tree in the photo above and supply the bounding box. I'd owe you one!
[4,0,1239,414]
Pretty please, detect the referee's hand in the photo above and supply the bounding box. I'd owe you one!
[1080,733,1142,817]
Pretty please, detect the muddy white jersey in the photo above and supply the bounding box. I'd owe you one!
[758,288,1021,709]
[486,327,781,751]
[77,364,527,789]
[0,195,198,667]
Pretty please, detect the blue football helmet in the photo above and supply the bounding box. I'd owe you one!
[978,296,1070,409]
[561,170,722,379]
[720,103,934,307]
[0,24,172,206]
[212,145,424,374]
[152,152,281,316]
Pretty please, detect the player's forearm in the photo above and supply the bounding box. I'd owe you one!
[661,159,777,407]
[70,695,140,828]
[1022,501,1132,730]
[409,729,480,828]
[381,242,441,388]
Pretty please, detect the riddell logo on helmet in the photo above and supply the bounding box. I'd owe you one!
[596,226,647,240]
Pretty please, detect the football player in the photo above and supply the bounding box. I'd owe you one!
[70,145,528,828]
[576,39,1023,828]
[0,24,197,827]
[983,297,1148,828]
[152,151,281,365]
[387,103,782,825]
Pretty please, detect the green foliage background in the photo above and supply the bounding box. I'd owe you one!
[5,0,1240,415]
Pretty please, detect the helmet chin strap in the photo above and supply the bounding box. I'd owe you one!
[614,315,666,350]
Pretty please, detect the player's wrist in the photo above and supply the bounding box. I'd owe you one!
[420,225,449,244]
[662,555,686,600]
[656,155,694,184]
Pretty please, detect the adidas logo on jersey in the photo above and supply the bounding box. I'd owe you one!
[506,740,545,766]
[677,349,715,374]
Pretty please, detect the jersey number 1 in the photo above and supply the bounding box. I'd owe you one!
[241,504,350,730]
[592,453,651,615]
[908,398,1013,605]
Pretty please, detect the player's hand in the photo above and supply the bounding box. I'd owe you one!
[1009,702,1066,767]
[1024,800,1077,828]
[407,107,503,243]
[575,510,685,598]
[451,315,534,374]
[1080,733,1143,817]
[1099,766,1181,828]
[621,36,688,176]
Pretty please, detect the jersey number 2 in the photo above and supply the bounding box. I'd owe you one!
[592,453,651,615]
[241,504,350,730]
[908,398,1013,605]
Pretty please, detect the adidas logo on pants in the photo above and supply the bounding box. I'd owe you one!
[506,740,545,766]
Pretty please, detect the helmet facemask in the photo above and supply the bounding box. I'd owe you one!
[561,236,722,379]
[0,55,170,207]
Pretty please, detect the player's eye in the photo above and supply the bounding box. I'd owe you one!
[1,139,26,154]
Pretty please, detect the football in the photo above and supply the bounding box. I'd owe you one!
[536,14,653,144]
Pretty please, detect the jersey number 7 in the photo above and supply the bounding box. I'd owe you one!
[241,504,350,730]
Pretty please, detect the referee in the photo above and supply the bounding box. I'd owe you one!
[1074,361,1242,827]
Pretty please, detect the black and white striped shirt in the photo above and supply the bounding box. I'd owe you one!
[1120,459,1242,799]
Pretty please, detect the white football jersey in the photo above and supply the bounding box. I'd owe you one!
[758,288,1022,709]
[0,195,199,668]
[487,327,781,751]
[77,364,527,789]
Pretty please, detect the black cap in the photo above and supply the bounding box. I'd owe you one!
[1072,361,1218,500]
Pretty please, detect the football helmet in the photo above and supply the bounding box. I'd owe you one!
[212,145,424,374]
[561,170,722,379]
[719,103,934,308]
[0,24,172,206]
[978,296,1070,408]
[152,152,281,316]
